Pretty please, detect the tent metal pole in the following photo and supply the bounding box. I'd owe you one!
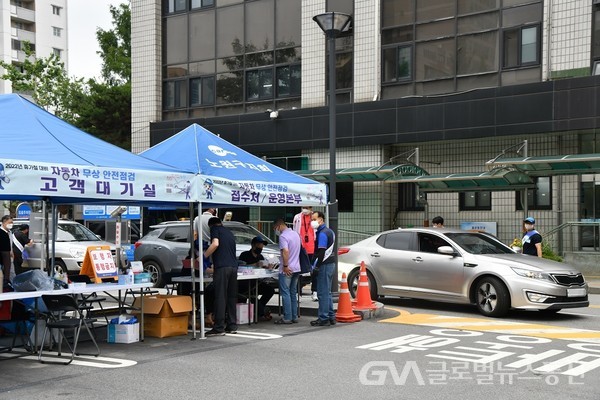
[51,203,58,275]
[198,201,205,339]
[189,202,197,340]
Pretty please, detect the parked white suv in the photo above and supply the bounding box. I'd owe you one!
[16,219,119,275]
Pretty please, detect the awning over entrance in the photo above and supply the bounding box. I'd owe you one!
[293,164,429,182]
[486,154,600,176]
[387,168,534,192]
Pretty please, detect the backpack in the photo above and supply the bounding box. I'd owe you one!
[299,246,312,274]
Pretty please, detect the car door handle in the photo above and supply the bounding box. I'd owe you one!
[153,246,162,250]
[412,257,423,262]
[370,252,380,257]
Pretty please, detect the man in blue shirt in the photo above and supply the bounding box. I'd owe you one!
[310,211,336,327]
[204,217,238,335]
[273,218,301,324]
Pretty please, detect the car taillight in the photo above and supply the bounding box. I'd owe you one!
[134,242,142,249]
[338,247,350,255]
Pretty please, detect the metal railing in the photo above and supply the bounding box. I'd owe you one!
[543,221,600,255]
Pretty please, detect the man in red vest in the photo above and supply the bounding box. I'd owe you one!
[293,206,317,301]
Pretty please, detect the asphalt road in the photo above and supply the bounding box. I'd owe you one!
[1,294,599,400]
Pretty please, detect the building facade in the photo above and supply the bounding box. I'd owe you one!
[0,0,68,94]
[132,0,600,249]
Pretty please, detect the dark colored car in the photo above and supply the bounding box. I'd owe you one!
[134,220,279,287]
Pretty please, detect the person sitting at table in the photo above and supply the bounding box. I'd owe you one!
[238,236,275,321]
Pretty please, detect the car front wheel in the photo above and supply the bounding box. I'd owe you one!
[475,276,510,317]
[143,260,165,287]
[347,267,377,300]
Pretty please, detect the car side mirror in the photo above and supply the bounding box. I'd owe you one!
[438,246,456,256]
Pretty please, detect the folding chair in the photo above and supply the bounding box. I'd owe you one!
[69,275,110,324]
[38,295,100,365]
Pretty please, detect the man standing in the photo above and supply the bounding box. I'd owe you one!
[310,211,336,327]
[203,217,238,335]
[238,236,276,320]
[522,217,542,257]
[0,215,14,286]
[273,218,301,324]
[293,206,317,301]
[12,224,32,275]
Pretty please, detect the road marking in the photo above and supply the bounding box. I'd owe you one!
[190,329,282,340]
[381,308,600,343]
[0,349,137,368]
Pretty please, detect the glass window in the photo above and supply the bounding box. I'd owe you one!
[275,47,301,64]
[383,45,412,83]
[217,0,243,6]
[416,19,455,41]
[190,60,216,75]
[382,0,414,28]
[162,226,189,243]
[418,233,451,254]
[458,0,498,15]
[165,64,188,78]
[381,26,413,45]
[164,80,187,109]
[52,48,62,58]
[460,191,491,211]
[457,31,497,75]
[52,27,62,37]
[52,5,61,15]
[165,16,188,65]
[457,12,498,34]
[516,177,552,210]
[245,0,274,51]
[415,39,455,81]
[246,51,274,68]
[167,0,187,13]
[502,3,542,28]
[276,0,301,47]
[416,0,455,22]
[217,56,243,73]
[216,71,243,104]
[216,5,244,58]
[398,183,424,211]
[594,6,600,60]
[189,10,215,62]
[191,0,214,9]
[246,68,273,101]
[337,182,354,212]
[190,76,215,106]
[503,25,539,68]
[382,232,413,251]
[276,64,301,97]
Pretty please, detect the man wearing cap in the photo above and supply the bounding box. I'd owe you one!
[238,236,275,320]
[522,217,542,257]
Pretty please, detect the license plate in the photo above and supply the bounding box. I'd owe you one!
[567,288,587,297]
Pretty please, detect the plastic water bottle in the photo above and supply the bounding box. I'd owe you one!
[128,268,134,285]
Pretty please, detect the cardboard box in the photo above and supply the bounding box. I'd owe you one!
[107,323,140,344]
[143,315,188,338]
[132,295,192,338]
[236,302,254,325]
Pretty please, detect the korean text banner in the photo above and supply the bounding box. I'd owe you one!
[0,158,195,203]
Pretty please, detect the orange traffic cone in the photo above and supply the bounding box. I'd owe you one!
[336,273,362,323]
[352,261,377,311]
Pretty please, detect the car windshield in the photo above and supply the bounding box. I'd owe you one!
[227,224,273,245]
[56,223,101,242]
[445,232,514,255]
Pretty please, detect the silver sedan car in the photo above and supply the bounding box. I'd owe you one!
[338,228,589,317]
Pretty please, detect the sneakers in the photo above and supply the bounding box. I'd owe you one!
[310,319,330,327]
[225,328,237,334]
[274,319,293,325]
[329,319,337,325]
[311,292,318,302]
[205,329,225,336]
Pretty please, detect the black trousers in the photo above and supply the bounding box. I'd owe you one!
[213,266,238,332]
[0,251,10,284]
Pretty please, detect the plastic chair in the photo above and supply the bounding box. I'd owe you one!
[38,295,100,365]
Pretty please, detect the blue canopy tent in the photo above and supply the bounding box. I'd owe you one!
[140,123,328,338]
[0,94,193,205]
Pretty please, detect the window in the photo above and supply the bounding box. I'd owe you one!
[52,5,61,16]
[276,65,300,97]
[246,69,273,101]
[593,4,600,67]
[378,232,414,251]
[52,48,62,58]
[161,226,189,243]
[418,233,451,254]
[516,177,552,210]
[398,183,424,211]
[164,80,187,109]
[191,0,214,9]
[337,182,354,212]
[383,45,412,82]
[460,191,491,211]
[190,76,215,106]
[503,25,539,68]
[52,27,62,37]
[166,0,187,13]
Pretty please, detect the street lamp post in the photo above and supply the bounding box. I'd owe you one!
[313,12,352,295]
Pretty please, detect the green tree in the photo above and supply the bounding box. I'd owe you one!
[96,3,131,84]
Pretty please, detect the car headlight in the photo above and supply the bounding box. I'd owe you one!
[69,248,86,258]
[511,267,554,282]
